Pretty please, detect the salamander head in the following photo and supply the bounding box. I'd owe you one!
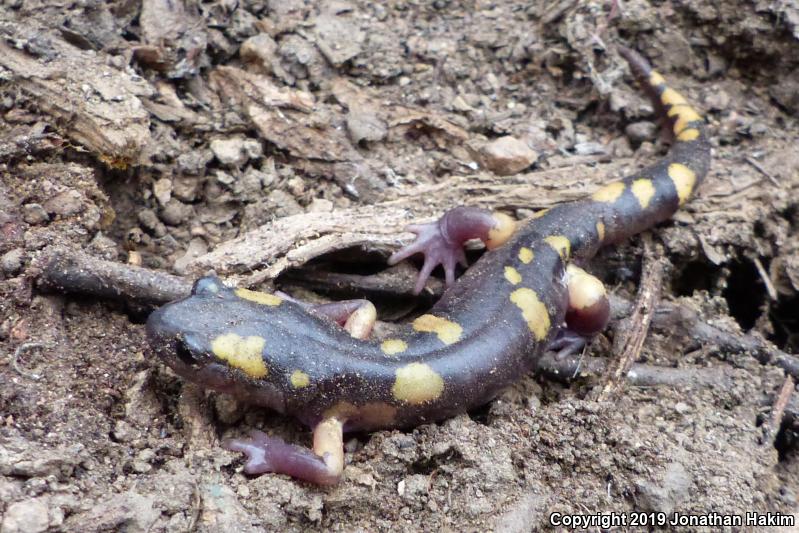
[146,276,286,410]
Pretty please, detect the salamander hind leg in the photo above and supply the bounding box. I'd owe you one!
[388,206,517,294]
[549,265,611,359]
[223,418,345,485]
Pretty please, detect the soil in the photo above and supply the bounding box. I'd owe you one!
[2,1,799,531]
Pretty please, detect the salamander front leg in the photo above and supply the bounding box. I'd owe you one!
[223,418,345,485]
[310,300,377,339]
[549,265,611,359]
[389,207,517,294]
[275,292,378,340]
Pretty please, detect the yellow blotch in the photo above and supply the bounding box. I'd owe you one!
[235,287,282,306]
[486,212,516,250]
[518,247,534,264]
[211,333,268,378]
[509,288,551,341]
[290,370,310,388]
[668,163,697,205]
[544,235,571,260]
[677,128,700,141]
[668,105,703,134]
[412,314,463,345]
[660,87,688,108]
[504,266,522,285]
[566,265,607,310]
[392,363,444,405]
[648,71,665,87]
[631,179,656,209]
[381,339,408,356]
[591,181,625,203]
[596,221,606,242]
[530,208,550,219]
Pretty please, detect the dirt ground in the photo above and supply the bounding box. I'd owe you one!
[2,0,799,531]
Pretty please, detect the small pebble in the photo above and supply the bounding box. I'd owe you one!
[210,137,263,167]
[1,248,24,275]
[22,204,49,225]
[152,178,172,206]
[137,209,166,237]
[159,200,193,226]
[476,136,538,176]
[346,110,388,144]
[625,121,658,143]
[1,498,50,533]
[43,190,83,216]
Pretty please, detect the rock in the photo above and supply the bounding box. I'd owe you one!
[625,121,658,143]
[240,33,279,73]
[21,204,49,225]
[636,461,692,514]
[346,110,388,144]
[703,88,731,112]
[137,209,166,237]
[1,498,50,533]
[159,200,193,226]
[43,190,84,217]
[152,178,172,205]
[123,370,163,428]
[573,141,607,156]
[475,136,538,175]
[199,484,261,533]
[1,248,24,275]
[210,137,263,167]
[66,491,158,533]
[399,474,429,501]
[232,169,264,197]
[313,10,364,66]
[111,420,138,443]
[172,176,201,202]
[267,189,303,217]
[176,150,214,174]
[0,435,85,479]
[769,71,799,115]
[88,233,119,259]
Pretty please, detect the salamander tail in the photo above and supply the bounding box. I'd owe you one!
[617,45,711,205]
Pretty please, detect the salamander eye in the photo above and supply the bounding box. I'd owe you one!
[192,276,222,296]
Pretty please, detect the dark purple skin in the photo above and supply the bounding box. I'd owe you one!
[146,48,711,484]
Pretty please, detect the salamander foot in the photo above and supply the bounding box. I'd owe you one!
[388,207,516,294]
[547,329,588,360]
[224,418,344,485]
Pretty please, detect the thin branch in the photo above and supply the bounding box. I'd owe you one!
[762,375,795,446]
[593,236,666,401]
[34,246,191,308]
[536,352,735,389]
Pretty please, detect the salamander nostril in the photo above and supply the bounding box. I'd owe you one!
[175,339,198,365]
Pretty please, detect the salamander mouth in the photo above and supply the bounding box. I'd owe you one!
[174,337,199,366]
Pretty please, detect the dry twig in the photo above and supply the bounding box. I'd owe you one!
[536,352,735,389]
[762,375,795,446]
[35,247,190,308]
[593,236,667,401]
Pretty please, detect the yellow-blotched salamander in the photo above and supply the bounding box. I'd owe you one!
[147,47,710,484]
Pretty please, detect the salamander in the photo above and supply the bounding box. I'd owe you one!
[146,47,711,485]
